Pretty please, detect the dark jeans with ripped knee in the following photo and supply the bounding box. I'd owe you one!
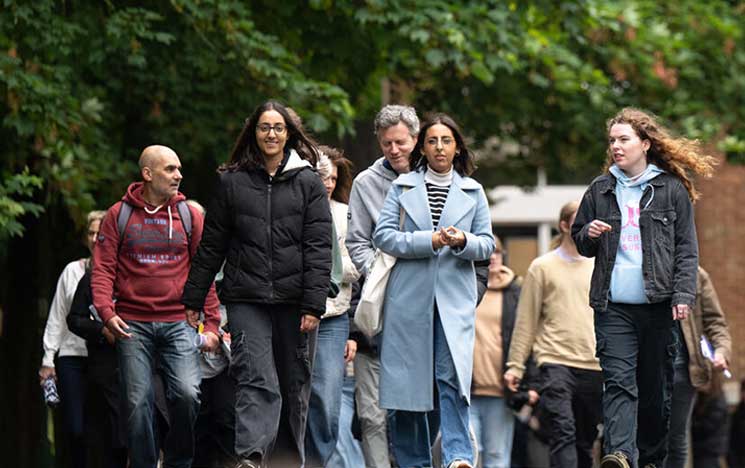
[227,303,315,467]
[595,301,677,468]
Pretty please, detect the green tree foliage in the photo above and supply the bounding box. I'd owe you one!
[0,1,356,240]
[0,168,43,241]
[348,1,745,185]
[2,1,745,235]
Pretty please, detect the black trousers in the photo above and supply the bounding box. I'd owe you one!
[228,303,315,467]
[56,356,88,468]
[595,301,677,468]
[87,348,128,468]
[538,364,603,468]
[193,368,237,468]
[663,331,697,468]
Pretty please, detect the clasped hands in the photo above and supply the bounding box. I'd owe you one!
[432,225,466,250]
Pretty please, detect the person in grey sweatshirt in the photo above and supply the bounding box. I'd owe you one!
[346,104,419,468]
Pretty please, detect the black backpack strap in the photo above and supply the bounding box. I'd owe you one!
[116,201,133,252]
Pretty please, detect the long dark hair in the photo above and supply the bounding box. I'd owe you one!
[319,145,354,204]
[410,113,476,176]
[220,100,319,172]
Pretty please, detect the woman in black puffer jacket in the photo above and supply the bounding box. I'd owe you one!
[183,100,332,467]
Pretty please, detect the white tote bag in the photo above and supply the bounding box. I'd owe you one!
[354,249,397,337]
[354,202,406,337]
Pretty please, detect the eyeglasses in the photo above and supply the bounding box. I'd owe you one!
[256,123,287,135]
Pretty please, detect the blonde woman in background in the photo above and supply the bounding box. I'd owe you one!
[38,210,106,468]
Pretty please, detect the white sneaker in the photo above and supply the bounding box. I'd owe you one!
[447,460,473,468]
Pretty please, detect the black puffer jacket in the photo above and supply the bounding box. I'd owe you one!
[182,150,332,317]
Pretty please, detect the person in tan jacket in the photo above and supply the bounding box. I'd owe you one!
[664,266,731,468]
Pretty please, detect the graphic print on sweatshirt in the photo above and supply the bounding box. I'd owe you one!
[620,202,641,253]
[608,163,664,305]
[122,217,188,265]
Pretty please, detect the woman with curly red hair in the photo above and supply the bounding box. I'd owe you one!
[572,108,716,468]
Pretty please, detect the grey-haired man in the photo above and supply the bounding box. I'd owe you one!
[346,105,420,468]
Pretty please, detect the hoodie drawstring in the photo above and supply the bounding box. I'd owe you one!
[167,205,173,239]
[644,184,655,210]
[143,203,174,240]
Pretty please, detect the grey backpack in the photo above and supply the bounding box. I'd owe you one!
[116,200,193,252]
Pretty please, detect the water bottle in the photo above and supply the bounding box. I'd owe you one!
[194,333,207,350]
[42,377,60,407]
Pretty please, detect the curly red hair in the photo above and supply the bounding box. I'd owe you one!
[605,108,717,201]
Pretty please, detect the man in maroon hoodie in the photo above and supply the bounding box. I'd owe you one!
[92,145,220,468]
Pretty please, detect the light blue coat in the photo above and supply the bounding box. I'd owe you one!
[372,169,495,411]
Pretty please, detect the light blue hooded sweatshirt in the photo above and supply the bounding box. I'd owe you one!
[608,163,665,304]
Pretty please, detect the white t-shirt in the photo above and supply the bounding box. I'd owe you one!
[41,259,89,367]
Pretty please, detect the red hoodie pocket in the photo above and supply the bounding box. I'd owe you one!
[116,276,180,310]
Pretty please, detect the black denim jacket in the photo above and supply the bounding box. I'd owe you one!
[571,172,698,312]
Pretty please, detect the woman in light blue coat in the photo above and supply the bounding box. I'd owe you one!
[373,114,494,468]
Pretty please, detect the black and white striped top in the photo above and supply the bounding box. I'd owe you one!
[426,183,449,228]
[424,165,453,229]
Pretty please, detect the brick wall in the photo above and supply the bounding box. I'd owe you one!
[695,156,745,382]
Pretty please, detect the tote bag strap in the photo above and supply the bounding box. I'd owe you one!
[398,187,408,231]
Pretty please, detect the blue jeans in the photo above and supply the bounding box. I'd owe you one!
[389,410,438,467]
[469,396,514,468]
[389,310,473,468]
[306,313,350,467]
[326,375,365,468]
[117,320,201,468]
